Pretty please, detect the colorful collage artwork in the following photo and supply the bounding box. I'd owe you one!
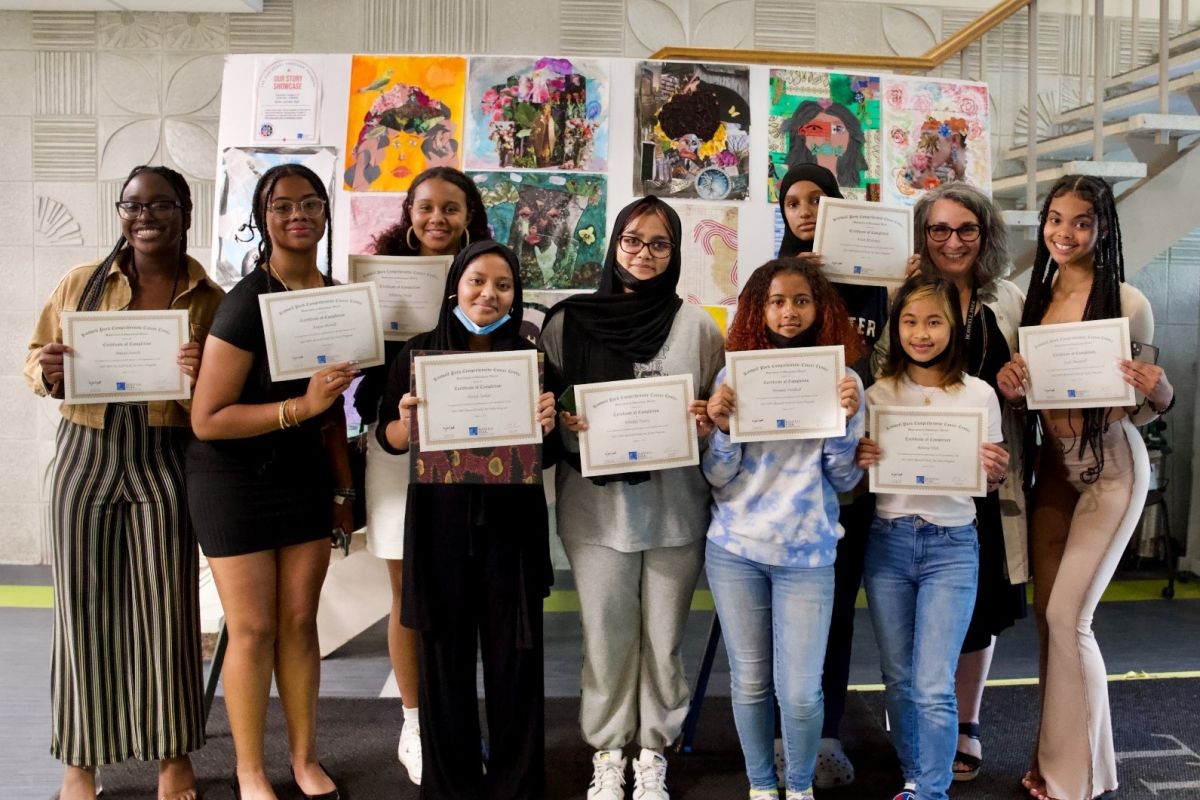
[672,203,740,306]
[880,78,991,206]
[768,70,881,203]
[344,55,468,192]
[634,62,751,201]
[466,57,610,172]
[470,172,608,291]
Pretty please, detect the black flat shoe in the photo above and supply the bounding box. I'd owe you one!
[291,763,342,800]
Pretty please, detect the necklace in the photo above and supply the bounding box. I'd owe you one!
[267,262,320,292]
[907,375,939,405]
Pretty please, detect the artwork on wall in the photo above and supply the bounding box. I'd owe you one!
[465,56,610,171]
[768,70,881,203]
[880,77,991,205]
[343,55,468,192]
[470,171,607,291]
[633,61,751,201]
[215,146,338,290]
[348,193,408,255]
[671,202,740,306]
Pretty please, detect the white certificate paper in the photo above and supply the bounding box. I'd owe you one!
[253,58,321,144]
[61,310,189,404]
[869,405,987,497]
[575,374,698,478]
[349,255,451,341]
[812,197,914,286]
[725,346,846,442]
[259,283,386,381]
[412,350,542,451]
[1019,318,1134,410]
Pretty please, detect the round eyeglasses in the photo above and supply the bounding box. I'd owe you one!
[267,198,327,217]
[925,223,982,243]
[618,235,673,258]
[115,201,181,220]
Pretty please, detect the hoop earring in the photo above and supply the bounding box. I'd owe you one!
[461,229,471,248]
[406,227,419,251]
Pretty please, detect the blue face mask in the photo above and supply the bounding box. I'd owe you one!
[453,304,510,335]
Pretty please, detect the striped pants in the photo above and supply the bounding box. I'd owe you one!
[50,404,204,767]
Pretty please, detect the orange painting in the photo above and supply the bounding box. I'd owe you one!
[344,55,467,192]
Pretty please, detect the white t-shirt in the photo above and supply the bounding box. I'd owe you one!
[867,373,1004,527]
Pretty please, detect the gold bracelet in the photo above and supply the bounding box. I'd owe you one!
[278,400,287,430]
[285,397,300,428]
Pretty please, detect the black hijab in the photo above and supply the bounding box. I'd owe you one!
[545,196,684,386]
[417,239,526,352]
[777,163,842,257]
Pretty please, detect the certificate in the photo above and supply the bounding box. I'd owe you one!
[812,197,914,286]
[349,255,451,341]
[725,346,846,442]
[575,374,698,478]
[869,405,988,497]
[61,310,189,404]
[1019,318,1134,409]
[259,283,386,381]
[413,350,542,451]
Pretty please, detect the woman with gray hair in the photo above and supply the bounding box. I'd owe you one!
[873,181,1028,783]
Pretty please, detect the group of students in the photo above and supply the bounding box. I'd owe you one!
[25,158,1173,800]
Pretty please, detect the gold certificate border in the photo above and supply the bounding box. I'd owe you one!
[727,346,846,442]
[349,254,452,342]
[413,350,542,450]
[869,405,987,496]
[576,374,698,477]
[1019,318,1134,410]
[62,310,190,403]
[812,197,914,287]
[260,283,386,382]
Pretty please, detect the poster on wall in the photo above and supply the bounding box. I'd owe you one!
[880,77,991,206]
[470,171,607,291]
[253,58,321,144]
[767,70,881,203]
[348,194,408,255]
[215,147,337,290]
[465,56,611,172]
[633,62,751,201]
[344,55,468,192]
[670,202,740,306]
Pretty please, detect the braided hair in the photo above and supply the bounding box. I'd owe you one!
[372,167,490,256]
[78,165,193,312]
[1020,174,1125,482]
[727,258,865,365]
[250,163,333,279]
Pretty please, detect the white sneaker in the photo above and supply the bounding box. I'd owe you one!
[749,789,779,800]
[632,748,669,800]
[588,749,626,800]
[785,788,815,800]
[398,719,422,785]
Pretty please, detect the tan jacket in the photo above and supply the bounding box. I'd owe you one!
[25,253,225,429]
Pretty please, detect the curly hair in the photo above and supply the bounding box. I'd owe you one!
[250,163,333,279]
[79,164,193,312]
[372,167,490,256]
[914,181,1010,293]
[1020,174,1125,483]
[878,273,966,389]
[726,258,865,365]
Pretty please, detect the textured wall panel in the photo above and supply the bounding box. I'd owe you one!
[34,52,94,116]
[98,11,164,49]
[97,181,124,248]
[560,0,625,55]
[754,0,817,51]
[164,13,230,51]
[32,119,97,181]
[189,180,215,246]
[362,0,488,53]
[230,0,293,53]
[31,12,97,49]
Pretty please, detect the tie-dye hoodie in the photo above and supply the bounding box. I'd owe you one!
[702,366,866,568]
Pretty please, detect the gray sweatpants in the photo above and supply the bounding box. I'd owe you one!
[562,536,706,751]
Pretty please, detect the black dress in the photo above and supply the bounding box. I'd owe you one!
[186,269,335,557]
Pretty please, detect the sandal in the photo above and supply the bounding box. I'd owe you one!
[952,722,982,782]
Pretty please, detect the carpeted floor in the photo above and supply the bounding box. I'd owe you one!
[93,679,1200,799]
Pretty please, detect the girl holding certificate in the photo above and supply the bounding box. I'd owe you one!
[996,176,1173,800]
[189,163,357,800]
[778,162,887,787]
[856,274,1008,800]
[541,196,724,800]
[702,259,866,800]
[376,240,558,800]
[352,166,491,784]
[26,165,222,800]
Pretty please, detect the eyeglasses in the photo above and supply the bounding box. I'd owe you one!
[267,198,327,217]
[618,235,673,258]
[926,223,982,243]
[115,201,181,219]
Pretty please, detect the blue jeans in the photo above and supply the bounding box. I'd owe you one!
[863,515,978,800]
[706,540,834,791]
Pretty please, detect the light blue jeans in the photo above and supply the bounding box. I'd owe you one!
[705,540,834,792]
[863,515,979,800]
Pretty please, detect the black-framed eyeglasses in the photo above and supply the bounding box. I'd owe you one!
[267,198,327,217]
[618,235,673,258]
[925,223,982,243]
[115,200,181,220]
